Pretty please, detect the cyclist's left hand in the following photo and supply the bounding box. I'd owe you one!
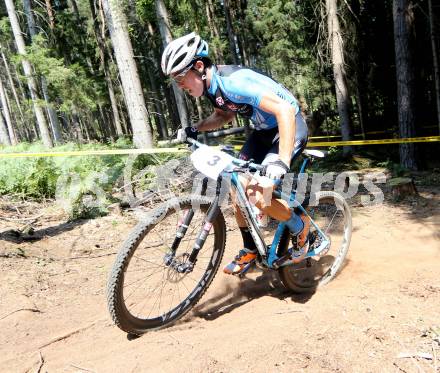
[177,126,198,142]
[263,159,290,180]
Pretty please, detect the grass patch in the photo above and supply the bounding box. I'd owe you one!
[0,140,183,218]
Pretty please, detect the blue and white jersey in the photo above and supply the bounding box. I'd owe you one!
[205,65,300,130]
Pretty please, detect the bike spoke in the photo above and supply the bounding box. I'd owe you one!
[146,269,169,319]
[324,210,339,235]
[109,198,224,329]
[124,266,166,302]
[133,255,166,268]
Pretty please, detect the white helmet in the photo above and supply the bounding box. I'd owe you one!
[161,32,209,76]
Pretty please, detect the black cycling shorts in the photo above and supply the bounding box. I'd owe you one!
[239,112,308,166]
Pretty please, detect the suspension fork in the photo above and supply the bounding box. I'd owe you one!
[164,178,210,272]
[168,177,209,255]
[166,177,221,273]
[187,177,222,264]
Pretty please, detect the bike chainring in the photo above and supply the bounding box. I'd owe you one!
[309,231,331,257]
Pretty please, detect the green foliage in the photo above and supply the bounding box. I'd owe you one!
[307,148,373,173]
[376,160,410,178]
[0,140,183,219]
[21,35,102,113]
[0,17,11,44]
[244,0,334,115]
[0,156,58,198]
[135,0,156,22]
[0,0,437,174]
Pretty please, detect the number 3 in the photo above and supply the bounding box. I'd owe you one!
[207,155,221,166]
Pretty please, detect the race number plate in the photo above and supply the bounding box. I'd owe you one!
[190,146,234,180]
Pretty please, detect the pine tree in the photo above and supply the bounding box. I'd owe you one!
[393,0,417,169]
[102,0,153,148]
[5,0,54,147]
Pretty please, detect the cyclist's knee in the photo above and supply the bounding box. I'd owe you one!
[246,184,272,210]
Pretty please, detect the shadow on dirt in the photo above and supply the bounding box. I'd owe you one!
[190,271,315,322]
[0,219,89,243]
[382,182,440,242]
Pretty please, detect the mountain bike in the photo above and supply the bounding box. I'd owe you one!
[107,137,352,335]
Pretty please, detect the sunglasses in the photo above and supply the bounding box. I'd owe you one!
[172,64,194,83]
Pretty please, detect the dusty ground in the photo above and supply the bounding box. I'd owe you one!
[0,174,439,373]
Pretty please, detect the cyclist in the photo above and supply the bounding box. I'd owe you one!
[161,32,309,275]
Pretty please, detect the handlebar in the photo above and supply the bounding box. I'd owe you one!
[185,137,289,200]
[186,137,264,172]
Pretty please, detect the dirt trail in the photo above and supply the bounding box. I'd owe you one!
[1,186,439,373]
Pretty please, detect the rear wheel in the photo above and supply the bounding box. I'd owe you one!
[279,191,352,293]
[106,196,226,334]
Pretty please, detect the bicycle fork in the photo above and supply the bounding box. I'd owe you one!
[165,177,221,273]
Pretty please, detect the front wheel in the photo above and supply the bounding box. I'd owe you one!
[279,191,352,293]
[106,196,226,334]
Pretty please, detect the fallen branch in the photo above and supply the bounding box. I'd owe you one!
[39,320,104,349]
[0,213,44,222]
[392,362,407,373]
[70,252,118,259]
[69,363,96,372]
[397,352,433,360]
[275,309,303,315]
[35,351,44,373]
[0,308,41,320]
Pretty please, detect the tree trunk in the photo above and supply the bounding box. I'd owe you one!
[146,60,168,139]
[428,0,440,133]
[195,97,208,143]
[237,0,250,65]
[326,0,353,156]
[353,9,367,140]
[0,48,25,127]
[163,84,179,131]
[91,0,124,137]
[41,78,63,143]
[23,0,63,145]
[70,0,81,23]
[102,0,153,148]
[2,78,22,141]
[388,177,418,199]
[97,105,107,139]
[155,0,190,127]
[106,76,124,136]
[45,0,56,30]
[0,112,11,146]
[205,3,219,61]
[5,0,53,147]
[0,78,17,145]
[71,110,84,142]
[70,0,96,73]
[146,21,174,136]
[118,100,129,134]
[393,0,417,170]
[223,0,240,65]
[206,0,224,62]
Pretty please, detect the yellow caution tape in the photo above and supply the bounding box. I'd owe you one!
[0,147,188,158]
[308,125,438,140]
[0,136,439,158]
[307,136,440,147]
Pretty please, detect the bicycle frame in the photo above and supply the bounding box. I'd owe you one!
[228,161,330,269]
[169,139,330,273]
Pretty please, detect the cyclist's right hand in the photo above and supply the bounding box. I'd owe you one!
[177,126,198,143]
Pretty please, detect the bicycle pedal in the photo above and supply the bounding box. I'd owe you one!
[237,260,255,277]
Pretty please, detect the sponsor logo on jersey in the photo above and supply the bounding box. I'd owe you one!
[226,102,240,111]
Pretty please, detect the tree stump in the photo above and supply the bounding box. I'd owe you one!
[388,177,418,198]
